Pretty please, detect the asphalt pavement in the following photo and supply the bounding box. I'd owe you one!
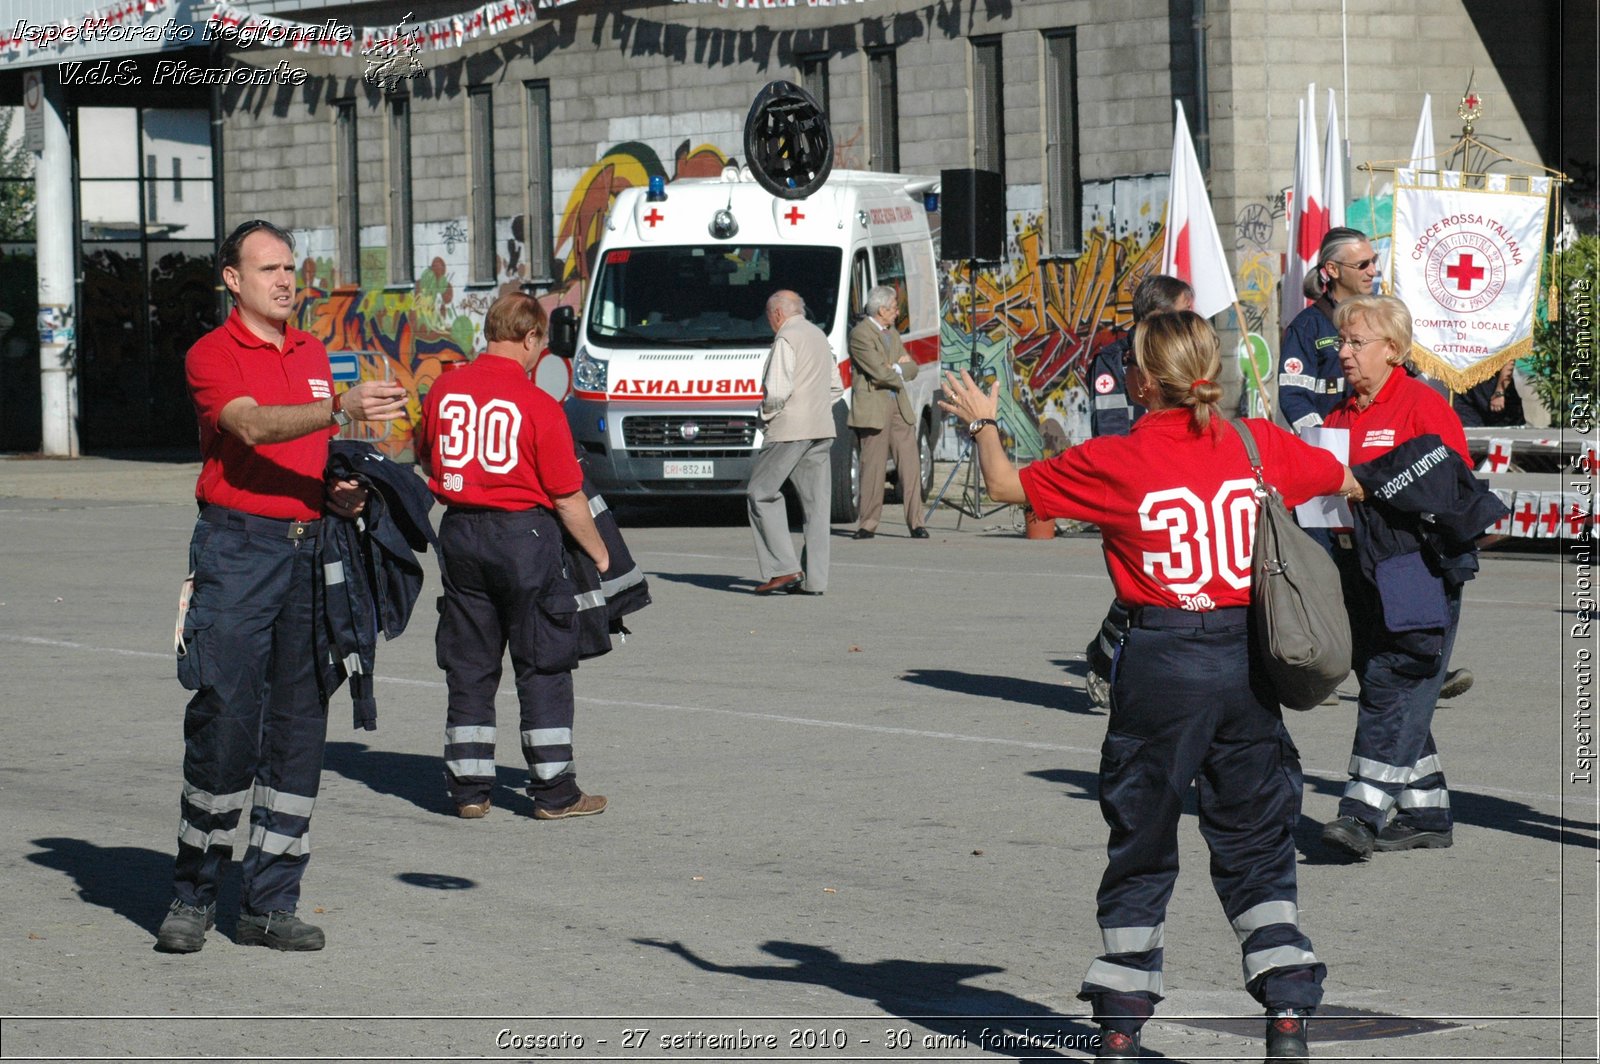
[0,455,1594,1063]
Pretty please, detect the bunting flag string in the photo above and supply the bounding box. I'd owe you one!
[1,0,172,63]
[671,1,871,6]
[2,0,871,63]
[204,0,581,59]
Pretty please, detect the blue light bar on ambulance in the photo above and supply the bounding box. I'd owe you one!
[647,175,667,202]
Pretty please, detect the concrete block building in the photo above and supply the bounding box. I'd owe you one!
[0,0,1591,455]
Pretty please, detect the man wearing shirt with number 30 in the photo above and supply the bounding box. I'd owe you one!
[415,292,611,823]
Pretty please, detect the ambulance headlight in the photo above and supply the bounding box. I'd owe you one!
[572,346,608,393]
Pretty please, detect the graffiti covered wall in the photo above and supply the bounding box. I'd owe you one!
[943,175,1168,460]
[290,138,734,458]
[293,145,1171,463]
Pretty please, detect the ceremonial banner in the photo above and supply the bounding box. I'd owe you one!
[1390,168,1551,390]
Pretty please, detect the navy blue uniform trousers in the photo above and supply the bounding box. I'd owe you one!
[1333,547,1458,833]
[436,507,582,812]
[174,508,328,916]
[1080,606,1324,1034]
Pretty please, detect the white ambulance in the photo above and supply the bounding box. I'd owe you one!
[549,167,943,522]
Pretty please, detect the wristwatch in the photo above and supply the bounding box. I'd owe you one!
[332,392,352,428]
[968,417,998,436]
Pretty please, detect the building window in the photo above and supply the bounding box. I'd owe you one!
[468,87,496,284]
[0,106,37,241]
[334,100,360,285]
[171,157,183,202]
[1043,30,1081,255]
[972,37,1005,180]
[524,80,554,284]
[146,154,158,221]
[867,48,898,173]
[798,53,830,117]
[387,95,413,285]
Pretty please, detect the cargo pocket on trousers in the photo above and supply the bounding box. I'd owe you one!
[1097,731,1152,837]
[176,610,212,692]
[434,596,452,671]
[1276,734,1306,825]
[532,591,580,673]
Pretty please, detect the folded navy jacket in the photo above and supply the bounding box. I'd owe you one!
[1350,434,1511,634]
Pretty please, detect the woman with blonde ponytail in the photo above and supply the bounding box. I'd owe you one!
[941,310,1361,1062]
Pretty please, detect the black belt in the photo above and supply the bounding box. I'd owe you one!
[199,505,321,540]
[1129,605,1249,631]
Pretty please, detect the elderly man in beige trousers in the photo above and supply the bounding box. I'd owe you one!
[747,290,842,596]
[847,284,927,539]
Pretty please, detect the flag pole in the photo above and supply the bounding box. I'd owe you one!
[1233,300,1274,421]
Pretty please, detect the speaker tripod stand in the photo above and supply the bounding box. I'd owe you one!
[925,417,1010,525]
[926,255,1009,526]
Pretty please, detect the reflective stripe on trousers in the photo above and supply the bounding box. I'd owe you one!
[1333,547,1458,832]
[436,507,581,809]
[1078,613,1323,1035]
[173,518,328,915]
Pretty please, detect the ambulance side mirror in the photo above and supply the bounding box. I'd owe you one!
[549,306,577,359]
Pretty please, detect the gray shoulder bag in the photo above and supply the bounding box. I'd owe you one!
[1228,419,1352,710]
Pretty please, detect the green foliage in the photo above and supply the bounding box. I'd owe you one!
[1528,235,1600,428]
[0,108,36,241]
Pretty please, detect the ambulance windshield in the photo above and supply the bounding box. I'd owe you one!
[586,245,843,348]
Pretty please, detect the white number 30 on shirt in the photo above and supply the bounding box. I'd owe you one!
[436,394,523,475]
[1138,480,1257,594]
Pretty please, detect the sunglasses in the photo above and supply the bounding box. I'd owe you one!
[1332,256,1377,271]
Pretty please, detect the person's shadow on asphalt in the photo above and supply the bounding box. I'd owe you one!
[323,741,536,817]
[25,836,238,938]
[1295,774,1598,862]
[633,938,1134,1059]
[899,669,1100,715]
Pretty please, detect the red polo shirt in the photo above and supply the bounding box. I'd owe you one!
[1019,410,1344,609]
[1322,368,1471,467]
[415,353,584,510]
[187,310,334,520]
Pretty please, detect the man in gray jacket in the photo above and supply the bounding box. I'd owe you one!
[847,285,926,539]
[748,290,842,595]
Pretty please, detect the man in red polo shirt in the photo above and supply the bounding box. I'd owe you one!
[414,292,611,822]
[157,220,407,954]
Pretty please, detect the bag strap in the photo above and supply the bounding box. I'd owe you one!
[1227,418,1269,494]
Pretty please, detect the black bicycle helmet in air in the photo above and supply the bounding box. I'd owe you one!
[744,80,834,201]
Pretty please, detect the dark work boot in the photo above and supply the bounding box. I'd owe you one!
[1320,815,1375,859]
[1096,1028,1142,1059]
[237,910,325,951]
[1265,1010,1309,1061]
[1373,820,1453,851]
[154,899,215,953]
[1438,668,1474,700]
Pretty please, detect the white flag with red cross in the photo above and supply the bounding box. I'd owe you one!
[1280,89,1327,335]
[1533,492,1565,540]
[1161,100,1239,319]
[1560,493,1594,539]
[1508,492,1543,539]
[1478,437,1515,474]
[1487,488,1515,536]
